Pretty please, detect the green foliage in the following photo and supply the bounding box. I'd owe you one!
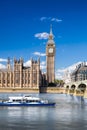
[47,79,65,87]
[54,79,65,87]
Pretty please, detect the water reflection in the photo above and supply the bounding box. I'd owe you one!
[0,93,87,130]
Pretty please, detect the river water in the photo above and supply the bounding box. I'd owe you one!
[0,93,87,130]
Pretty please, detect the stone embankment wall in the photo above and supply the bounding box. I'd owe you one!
[0,87,65,93]
[0,88,39,93]
[0,87,87,98]
[84,90,87,98]
[40,87,65,93]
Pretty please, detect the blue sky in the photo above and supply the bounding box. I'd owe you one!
[0,0,87,78]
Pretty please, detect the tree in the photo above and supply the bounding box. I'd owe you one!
[54,79,65,87]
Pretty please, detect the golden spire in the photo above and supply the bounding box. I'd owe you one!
[49,24,53,40]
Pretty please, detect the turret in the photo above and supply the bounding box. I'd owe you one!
[7,57,11,70]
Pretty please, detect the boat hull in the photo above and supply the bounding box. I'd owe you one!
[0,102,55,107]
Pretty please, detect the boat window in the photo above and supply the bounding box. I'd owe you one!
[13,99,21,102]
[16,100,21,102]
[25,95,30,97]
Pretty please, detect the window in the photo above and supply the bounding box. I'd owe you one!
[25,80,27,84]
[33,80,37,84]
[3,80,5,83]
[16,80,19,84]
[8,80,10,84]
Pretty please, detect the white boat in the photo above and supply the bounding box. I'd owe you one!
[0,95,55,106]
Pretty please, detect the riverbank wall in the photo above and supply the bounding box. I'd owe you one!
[0,88,39,93]
[0,87,87,99]
[0,87,65,94]
[40,87,65,93]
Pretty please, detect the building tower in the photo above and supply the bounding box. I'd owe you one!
[13,58,23,87]
[46,25,55,84]
[7,57,11,70]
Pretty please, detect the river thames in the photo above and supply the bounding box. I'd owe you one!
[0,93,87,130]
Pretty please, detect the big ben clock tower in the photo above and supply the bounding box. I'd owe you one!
[46,25,55,84]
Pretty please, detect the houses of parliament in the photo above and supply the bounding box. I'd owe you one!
[0,26,55,90]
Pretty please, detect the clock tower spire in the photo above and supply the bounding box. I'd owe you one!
[49,24,53,39]
[46,25,55,84]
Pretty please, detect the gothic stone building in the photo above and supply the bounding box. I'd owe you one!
[0,26,55,89]
[71,62,87,82]
[0,58,42,88]
[46,25,55,83]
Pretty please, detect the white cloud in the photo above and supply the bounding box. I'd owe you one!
[33,52,46,57]
[0,58,7,69]
[51,18,62,22]
[24,59,46,70]
[0,58,7,62]
[40,61,46,70]
[41,61,46,65]
[40,65,46,70]
[55,72,63,80]
[0,63,6,69]
[55,62,82,83]
[40,17,62,23]
[34,32,49,40]
[40,17,47,21]
[24,60,31,67]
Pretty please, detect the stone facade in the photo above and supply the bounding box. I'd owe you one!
[46,25,55,83]
[0,26,55,89]
[0,57,42,88]
[71,62,87,82]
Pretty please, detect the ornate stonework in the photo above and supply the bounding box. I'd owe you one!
[46,25,55,83]
[0,58,42,88]
[0,26,56,89]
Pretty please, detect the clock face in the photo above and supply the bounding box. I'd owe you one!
[49,48,53,53]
